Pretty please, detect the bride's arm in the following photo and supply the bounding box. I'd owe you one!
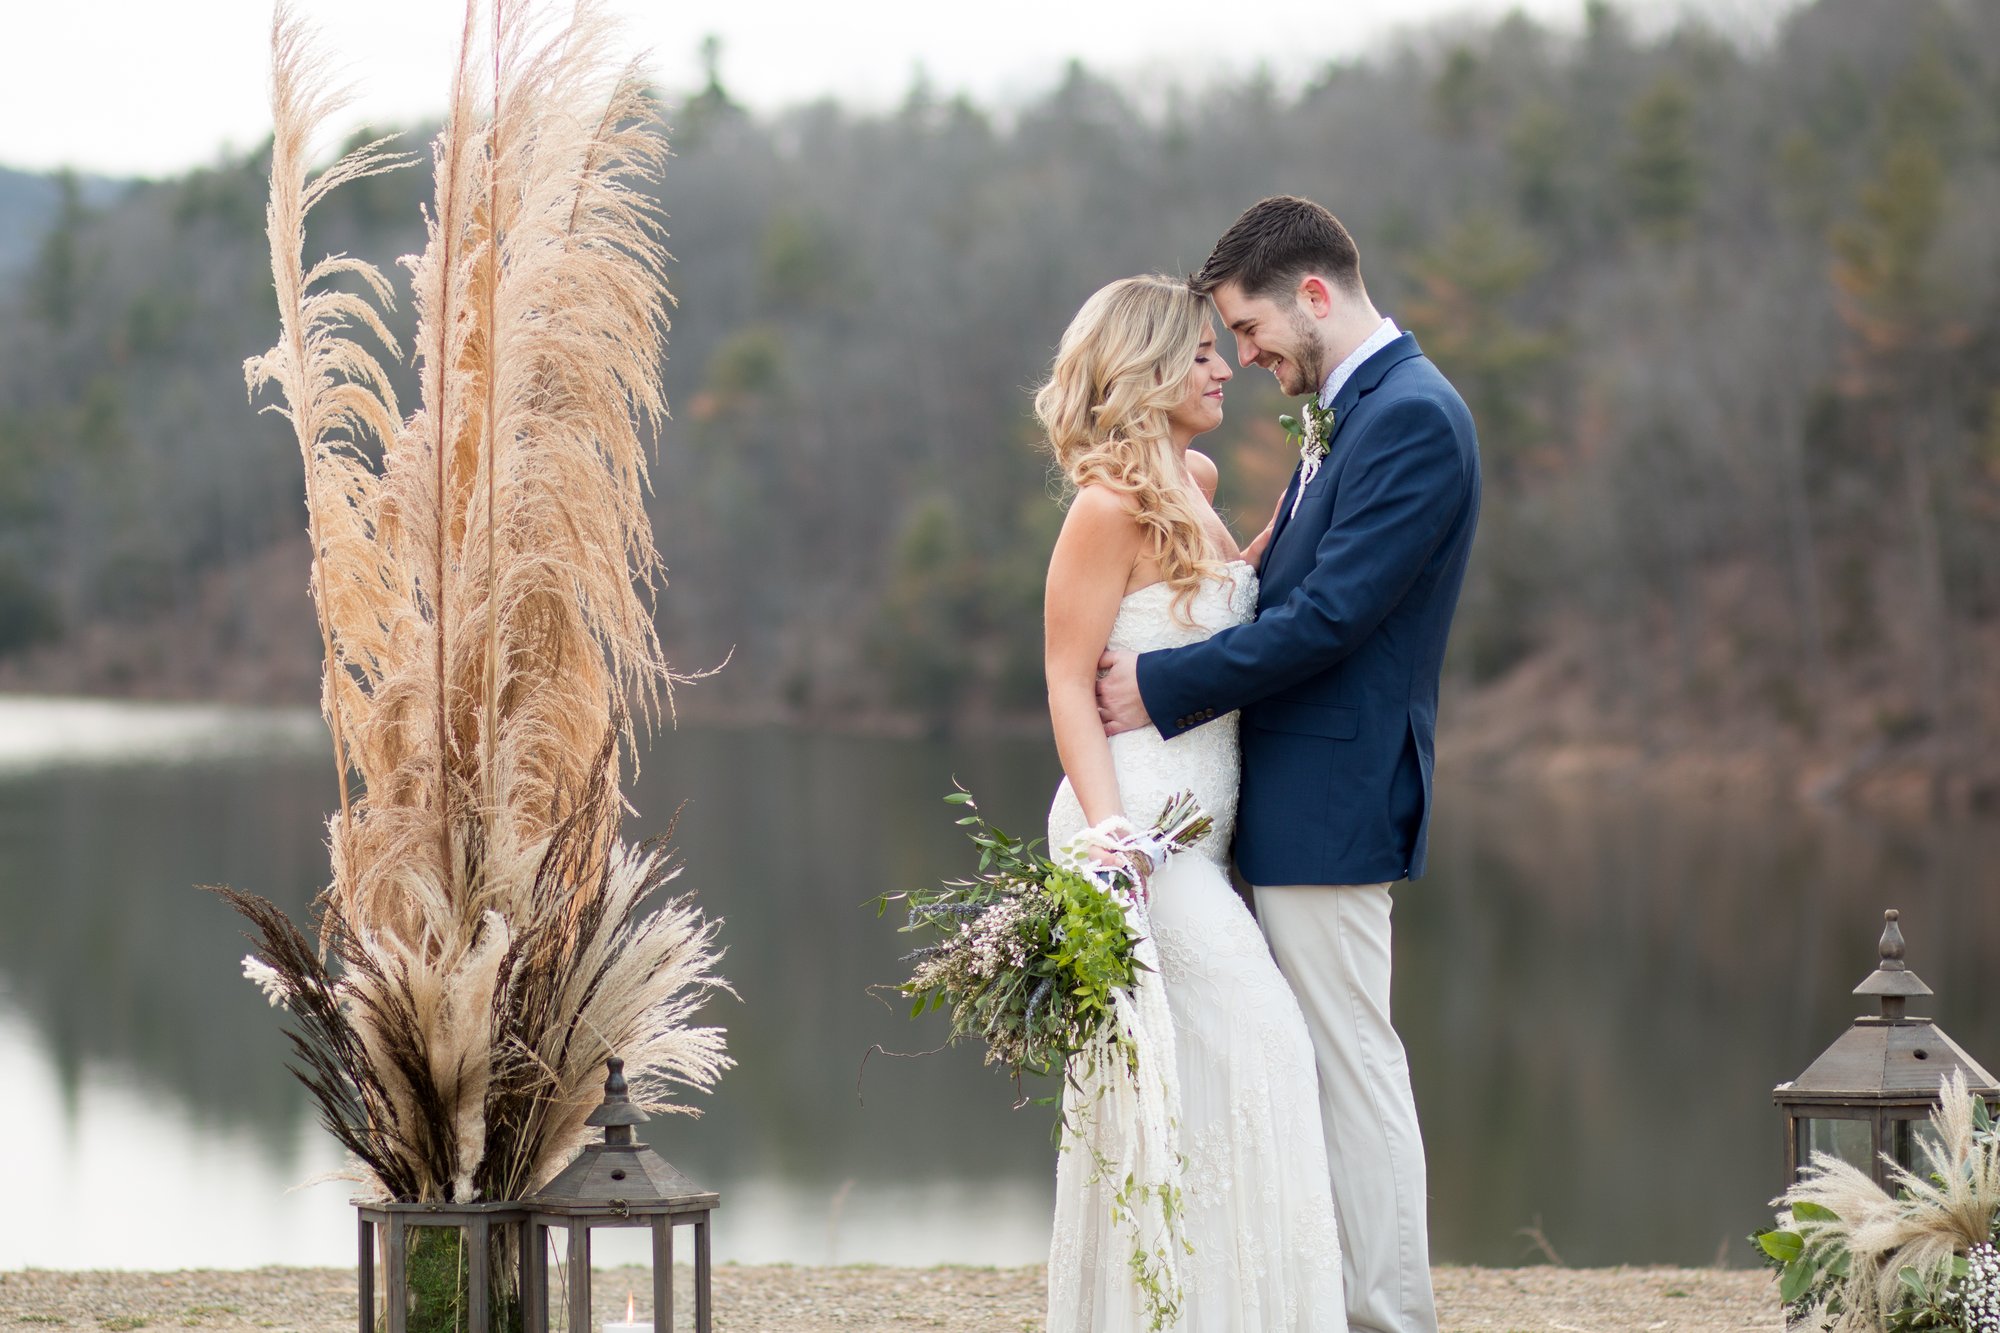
[1045,485,1142,829]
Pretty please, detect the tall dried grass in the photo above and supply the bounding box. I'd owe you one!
[223,0,727,1205]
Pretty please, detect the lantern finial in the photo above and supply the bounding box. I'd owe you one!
[585,1054,649,1145]
[1879,910,1906,969]
[1854,907,1933,1022]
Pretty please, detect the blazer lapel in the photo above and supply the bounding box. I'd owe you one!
[1261,464,1305,573]
[1262,332,1426,567]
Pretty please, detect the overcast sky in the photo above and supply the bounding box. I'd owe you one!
[2,0,1794,179]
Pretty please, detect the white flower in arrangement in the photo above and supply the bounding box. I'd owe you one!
[1959,1242,2000,1333]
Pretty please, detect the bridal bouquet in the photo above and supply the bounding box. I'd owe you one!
[880,786,1213,1083]
[879,787,1209,1330]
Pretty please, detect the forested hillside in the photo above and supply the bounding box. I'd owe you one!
[1,0,1996,808]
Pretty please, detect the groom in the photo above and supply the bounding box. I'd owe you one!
[1096,195,1480,1333]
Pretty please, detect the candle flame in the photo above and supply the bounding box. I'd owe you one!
[625,1291,636,1323]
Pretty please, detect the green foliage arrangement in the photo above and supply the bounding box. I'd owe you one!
[1755,1072,2000,1332]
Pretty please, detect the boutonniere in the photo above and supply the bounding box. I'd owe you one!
[1277,400,1337,517]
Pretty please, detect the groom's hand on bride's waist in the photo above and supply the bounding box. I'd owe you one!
[1096,650,1151,735]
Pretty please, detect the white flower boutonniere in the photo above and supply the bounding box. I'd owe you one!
[1278,400,1338,519]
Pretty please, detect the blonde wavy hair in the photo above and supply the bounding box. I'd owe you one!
[1034,274,1224,620]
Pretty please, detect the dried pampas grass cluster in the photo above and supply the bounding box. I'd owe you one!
[1776,1069,2000,1331]
[219,0,729,1205]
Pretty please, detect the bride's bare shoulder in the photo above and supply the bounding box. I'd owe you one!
[1062,483,1143,532]
[1051,484,1143,567]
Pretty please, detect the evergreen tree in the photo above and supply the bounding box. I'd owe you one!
[1621,75,1700,243]
[28,171,84,331]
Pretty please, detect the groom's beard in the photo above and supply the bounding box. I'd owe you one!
[1275,306,1328,398]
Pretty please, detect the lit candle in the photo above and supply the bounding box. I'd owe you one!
[604,1291,652,1333]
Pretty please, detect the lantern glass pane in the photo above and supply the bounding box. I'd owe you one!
[1807,1116,1874,1172]
[404,1223,524,1333]
[1908,1119,1946,1172]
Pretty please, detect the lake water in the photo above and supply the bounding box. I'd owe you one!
[3,695,1999,1272]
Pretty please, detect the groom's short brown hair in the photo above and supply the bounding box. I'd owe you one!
[1189,196,1363,301]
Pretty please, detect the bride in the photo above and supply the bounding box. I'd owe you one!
[1037,274,1346,1331]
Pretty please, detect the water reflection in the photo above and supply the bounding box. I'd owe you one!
[1,715,1997,1270]
[1410,780,2000,1265]
[0,1002,353,1270]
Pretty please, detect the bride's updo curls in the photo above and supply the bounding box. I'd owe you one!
[1034,274,1224,619]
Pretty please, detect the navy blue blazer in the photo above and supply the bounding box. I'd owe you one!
[1136,332,1480,886]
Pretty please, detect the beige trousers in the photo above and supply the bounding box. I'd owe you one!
[1253,882,1438,1333]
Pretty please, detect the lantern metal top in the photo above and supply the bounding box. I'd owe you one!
[584,1056,649,1138]
[526,1056,719,1216]
[1851,909,1934,1015]
[1776,909,2000,1107]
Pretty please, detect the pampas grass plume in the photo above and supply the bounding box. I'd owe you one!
[221,0,727,1207]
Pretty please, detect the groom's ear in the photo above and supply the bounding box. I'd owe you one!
[1297,274,1336,320]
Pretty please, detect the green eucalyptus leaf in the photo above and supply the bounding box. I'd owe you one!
[944,791,974,804]
[1790,1202,1839,1224]
[1760,1230,1805,1263]
[1779,1259,1815,1305]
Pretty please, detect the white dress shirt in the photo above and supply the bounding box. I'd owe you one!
[1319,316,1401,408]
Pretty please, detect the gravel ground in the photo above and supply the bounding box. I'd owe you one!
[0,1263,1779,1332]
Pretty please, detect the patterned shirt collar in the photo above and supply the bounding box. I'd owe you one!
[1317,316,1401,409]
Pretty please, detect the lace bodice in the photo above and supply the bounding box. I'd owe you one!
[1102,562,1258,653]
[1047,563,1256,864]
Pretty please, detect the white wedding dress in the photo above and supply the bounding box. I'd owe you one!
[1045,562,1347,1332]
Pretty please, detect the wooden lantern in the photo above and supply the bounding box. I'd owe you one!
[523,1057,720,1333]
[1774,909,2000,1191]
[355,1199,527,1333]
